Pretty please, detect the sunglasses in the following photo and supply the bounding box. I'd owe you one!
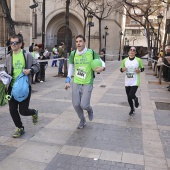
[10,41,20,45]
[130,49,136,52]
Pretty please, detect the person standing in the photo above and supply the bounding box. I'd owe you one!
[120,46,144,115]
[4,34,39,138]
[58,42,65,76]
[32,46,40,83]
[29,43,34,53]
[51,45,58,67]
[65,35,105,129]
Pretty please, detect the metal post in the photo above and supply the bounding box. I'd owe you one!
[105,32,107,61]
[156,23,160,54]
[42,0,45,50]
[88,23,91,48]
[118,36,121,61]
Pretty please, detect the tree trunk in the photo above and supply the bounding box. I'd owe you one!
[64,0,70,77]
[99,19,102,53]
[0,0,15,36]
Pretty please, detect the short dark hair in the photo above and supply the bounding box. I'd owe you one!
[10,34,23,43]
[76,35,86,42]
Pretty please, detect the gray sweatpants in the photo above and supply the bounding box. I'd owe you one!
[72,83,93,120]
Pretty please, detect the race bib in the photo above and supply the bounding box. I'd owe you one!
[126,72,134,78]
[76,69,87,79]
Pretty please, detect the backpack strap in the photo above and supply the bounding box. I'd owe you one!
[92,50,95,78]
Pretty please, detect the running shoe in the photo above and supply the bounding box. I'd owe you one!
[77,118,86,129]
[134,97,139,108]
[12,128,25,138]
[32,110,38,125]
[129,108,135,116]
[87,109,93,121]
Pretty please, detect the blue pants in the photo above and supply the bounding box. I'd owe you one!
[51,56,57,66]
[58,59,64,74]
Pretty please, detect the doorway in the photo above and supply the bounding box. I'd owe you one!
[57,26,72,53]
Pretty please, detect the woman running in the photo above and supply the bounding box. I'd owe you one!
[120,47,144,115]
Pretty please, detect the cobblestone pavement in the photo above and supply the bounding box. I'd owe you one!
[0,59,170,170]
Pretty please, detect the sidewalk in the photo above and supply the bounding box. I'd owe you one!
[0,59,170,170]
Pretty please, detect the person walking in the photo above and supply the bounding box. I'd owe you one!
[65,35,105,129]
[4,34,39,138]
[120,46,144,115]
[58,42,65,76]
[51,45,58,67]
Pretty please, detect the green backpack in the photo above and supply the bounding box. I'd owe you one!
[0,81,8,106]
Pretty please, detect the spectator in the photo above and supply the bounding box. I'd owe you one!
[51,45,58,67]
[29,43,34,52]
[58,42,65,76]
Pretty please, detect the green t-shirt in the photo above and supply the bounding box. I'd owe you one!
[69,49,100,84]
[12,50,25,86]
[52,47,57,56]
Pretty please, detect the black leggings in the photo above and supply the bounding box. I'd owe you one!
[125,86,138,110]
[8,85,35,128]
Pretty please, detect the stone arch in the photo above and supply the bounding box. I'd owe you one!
[45,8,84,50]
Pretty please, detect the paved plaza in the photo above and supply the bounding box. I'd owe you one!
[0,59,170,170]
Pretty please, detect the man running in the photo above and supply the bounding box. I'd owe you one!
[120,46,144,115]
[65,35,105,129]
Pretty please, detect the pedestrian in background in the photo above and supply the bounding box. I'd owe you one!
[120,46,144,116]
[29,43,34,53]
[58,42,65,76]
[32,46,40,83]
[51,45,58,67]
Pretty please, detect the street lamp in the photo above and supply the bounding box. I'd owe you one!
[156,13,164,54]
[103,26,109,62]
[29,0,45,50]
[118,32,123,61]
[87,13,93,48]
[124,37,129,55]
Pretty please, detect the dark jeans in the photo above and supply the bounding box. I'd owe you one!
[58,59,64,74]
[8,85,35,128]
[125,86,138,110]
[40,63,45,81]
[52,56,58,66]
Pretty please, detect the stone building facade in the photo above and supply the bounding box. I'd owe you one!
[0,0,123,60]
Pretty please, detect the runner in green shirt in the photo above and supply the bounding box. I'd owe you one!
[65,35,105,129]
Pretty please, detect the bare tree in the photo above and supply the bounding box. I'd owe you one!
[0,0,15,36]
[77,0,91,38]
[77,0,115,51]
[116,0,165,63]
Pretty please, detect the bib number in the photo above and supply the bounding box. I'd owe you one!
[126,72,134,78]
[76,69,86,79]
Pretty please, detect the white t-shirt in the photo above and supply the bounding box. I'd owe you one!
[121,57,144,86]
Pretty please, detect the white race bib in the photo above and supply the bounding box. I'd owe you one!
[76,69,87,79]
